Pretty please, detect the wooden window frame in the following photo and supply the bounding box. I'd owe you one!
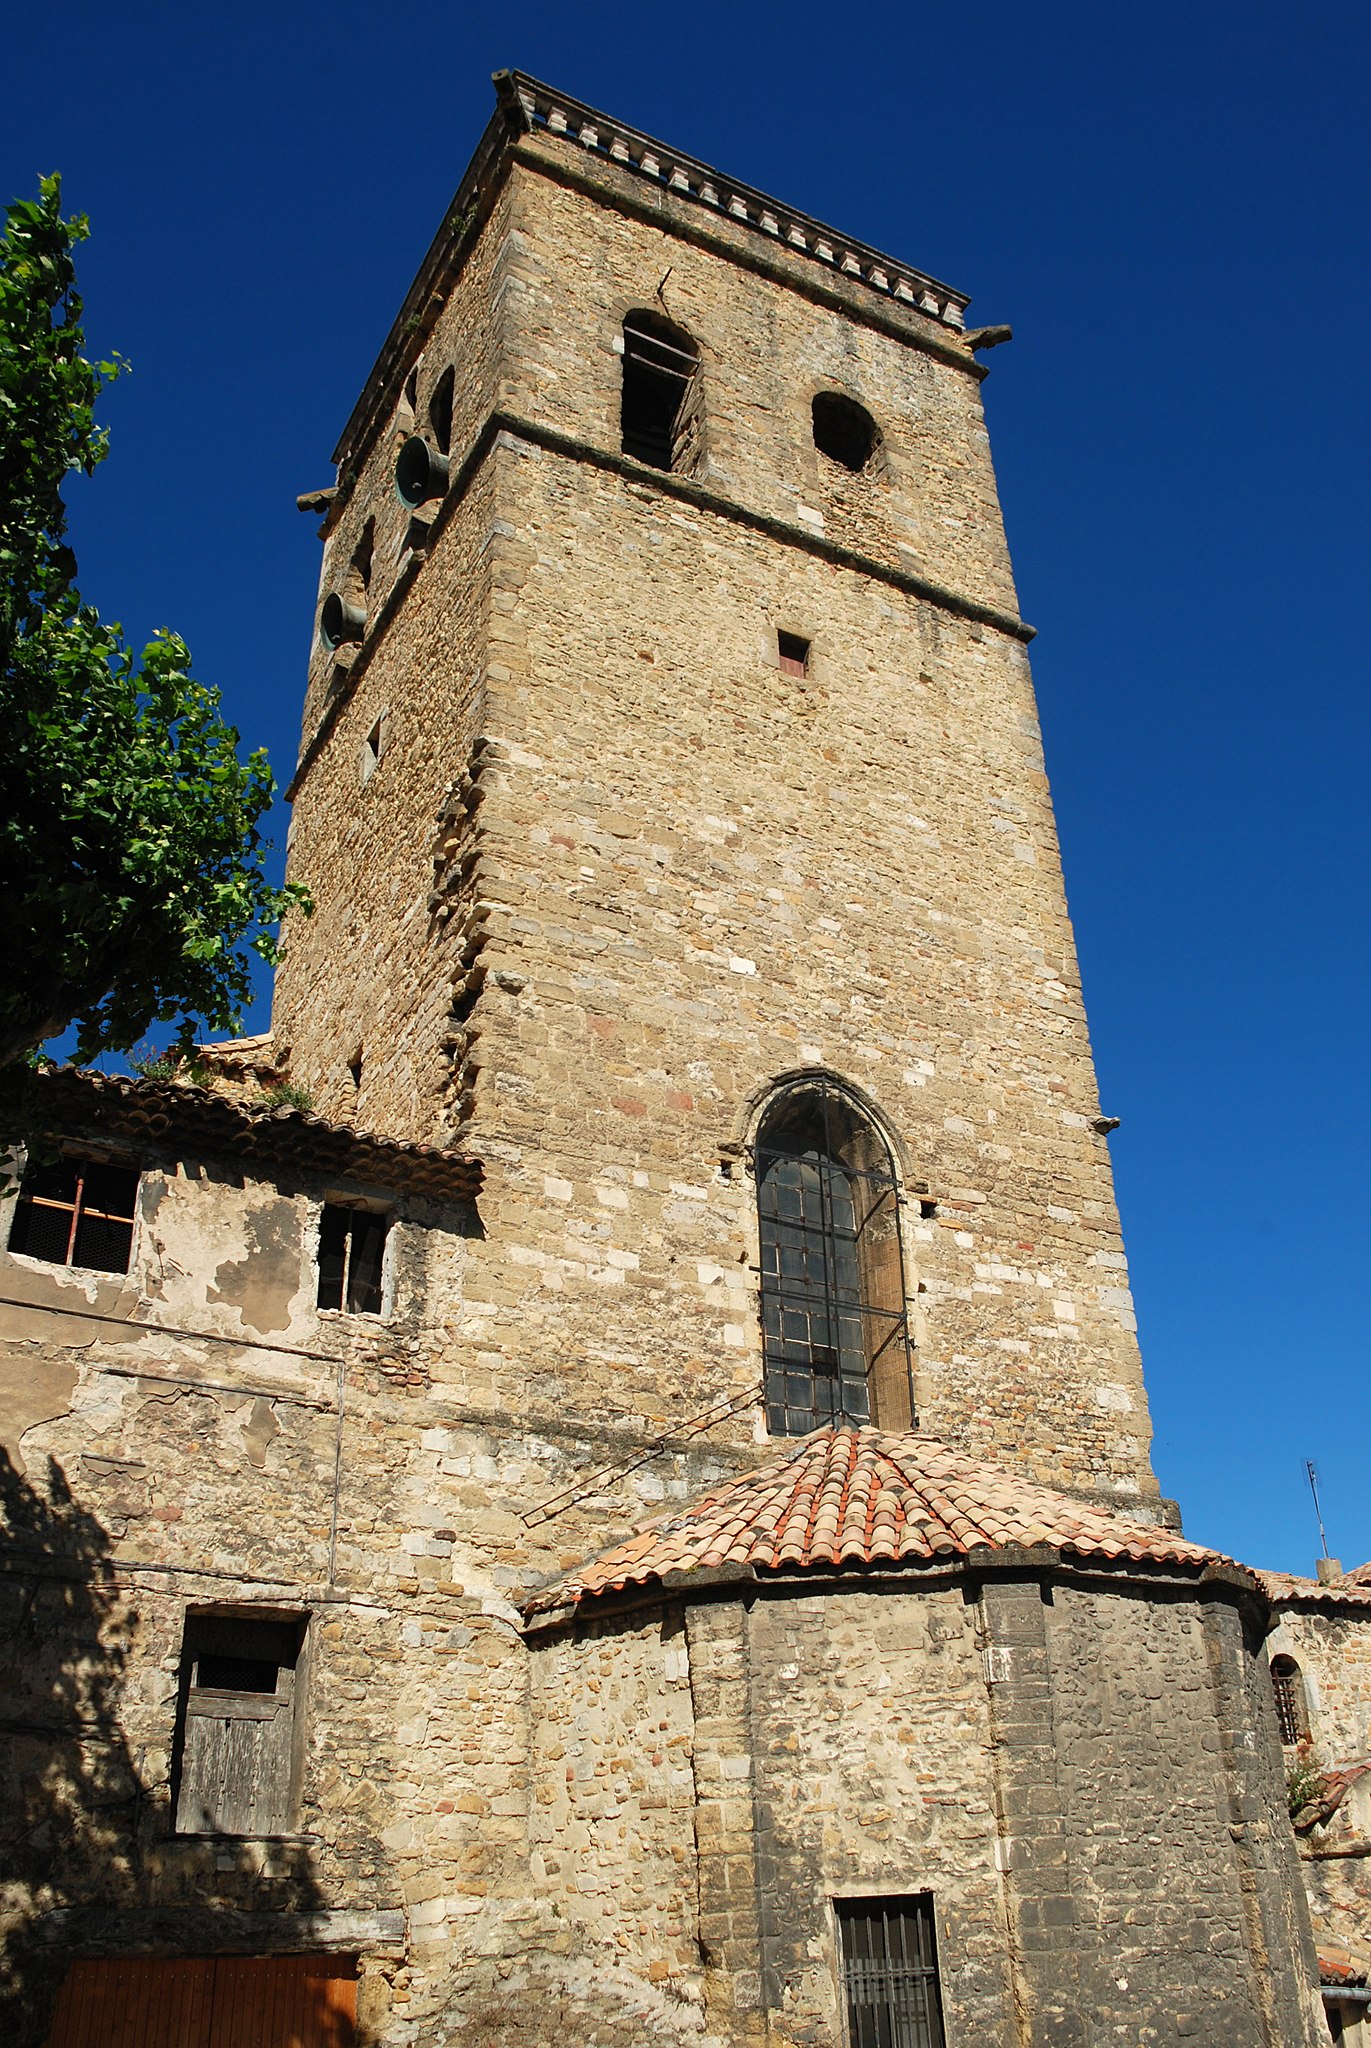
[316,1201,391,1317]
[7,1153,140,1274]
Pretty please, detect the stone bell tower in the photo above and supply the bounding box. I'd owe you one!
[273,71,1159,1510]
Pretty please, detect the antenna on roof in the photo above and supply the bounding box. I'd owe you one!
[1307,1460,1331,1560]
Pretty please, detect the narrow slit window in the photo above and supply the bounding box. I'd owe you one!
[8,1156,139,1274]
[317,1203,389,1315]
[621,312,701,473]
[778,631,810,678]
[428,365,455,456]
[837,1896,945,2048]
[361,711,389,786]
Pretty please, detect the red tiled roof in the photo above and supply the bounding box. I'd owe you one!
[1318,1944,1370,1989]
[1259,1570,1371,1612]
[524,1429,1236,1618]
[1,1066,482,1203]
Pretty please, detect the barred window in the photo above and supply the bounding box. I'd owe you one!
[837,1895,945,2048]
[7,1155,139,1274]
[620,311,701,473]
[1271,1654,1310,1746]
[317,1203,389,1315]
[755,1080,912,1436]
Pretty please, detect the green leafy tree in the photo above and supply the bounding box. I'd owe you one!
[0,175,308,1073]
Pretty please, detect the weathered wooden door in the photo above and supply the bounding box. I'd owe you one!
[43,1953,356,2047]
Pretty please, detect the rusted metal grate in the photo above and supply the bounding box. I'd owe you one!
[9,1155,139,1274]
[837,1896,945,2048]
[1271,1655,1310,1745]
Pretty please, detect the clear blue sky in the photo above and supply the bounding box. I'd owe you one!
[7,2,1368,1578]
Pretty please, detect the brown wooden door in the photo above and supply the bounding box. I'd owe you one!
[44,1954,356,2048]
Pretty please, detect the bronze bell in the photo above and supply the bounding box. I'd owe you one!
[320,591,367,650]
[395,435,450,509]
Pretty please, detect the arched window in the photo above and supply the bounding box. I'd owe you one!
[621,311,701,473]
[755,1079,912,1437]
[812,390,882,473]
[1270,1655,1310,1746]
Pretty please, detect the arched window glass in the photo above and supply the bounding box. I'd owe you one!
[755,1080,912,1437]
[621,311,701,473]
[1271,1655,1310,1746]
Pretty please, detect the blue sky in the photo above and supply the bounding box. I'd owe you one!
[6,2,1368,1576]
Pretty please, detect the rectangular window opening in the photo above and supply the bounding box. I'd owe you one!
[778,630,810,678]
[317,1202,390,1315]
[837,1894,945,2048]
[173,1613,306,1838]
[8,1155,139,1274]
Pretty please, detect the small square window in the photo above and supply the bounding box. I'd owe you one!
[778,631,810,678]
[317,1203,389,1315]
[8,1155,139,1274]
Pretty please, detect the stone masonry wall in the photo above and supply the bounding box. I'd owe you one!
[1269,1601,1371,1990]
[270,140,1156,1507]
[525,1570,1325,2048]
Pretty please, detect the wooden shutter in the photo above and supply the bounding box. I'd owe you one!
[174,1616,304,1837]
[177,1670,296,1835]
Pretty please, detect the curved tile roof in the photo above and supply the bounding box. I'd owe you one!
[524,1428,1236,1618]
[3,1066,482,1203]
[1260,1568,1371,1612]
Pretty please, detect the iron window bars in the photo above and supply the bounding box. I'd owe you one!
[755,1079,913,1436]
[1271,1656,1310,1746]
[8,1156,139,1274]
[836,1895,946,2048]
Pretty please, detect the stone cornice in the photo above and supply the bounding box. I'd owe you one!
[499,72,969,329]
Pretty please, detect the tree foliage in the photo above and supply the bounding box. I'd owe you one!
[0,175,308,1071]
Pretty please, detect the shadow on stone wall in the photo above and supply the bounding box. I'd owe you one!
[0,1448,341,2048]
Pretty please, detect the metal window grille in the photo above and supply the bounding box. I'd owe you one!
[837,1896,946,2048]
[1271,1656,1309,1745]
[316,1204,388,1314]
[621,313,699,471]
[8,1156,139,1274]
[756,1080,912,1437]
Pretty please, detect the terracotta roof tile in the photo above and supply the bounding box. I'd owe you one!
[1259,1570,1371,1612]
[2,1066,481,1205]
[524,1429,1235,1618]
[1319,1943,1370,1988]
